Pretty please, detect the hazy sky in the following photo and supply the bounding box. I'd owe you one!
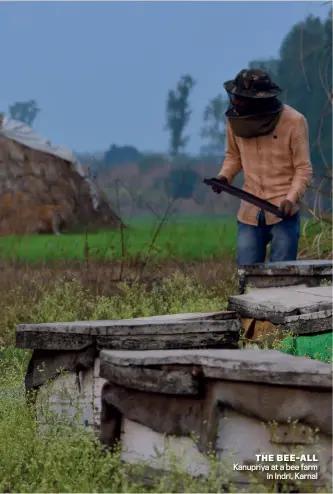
[0,1,328,155]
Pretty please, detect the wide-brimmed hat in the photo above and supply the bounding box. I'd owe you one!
[224,69,282,99]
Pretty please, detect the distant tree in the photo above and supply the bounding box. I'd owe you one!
[252,13,332,212]
[103,145,142,166]
[165,74,196,157]
[8,99,40,126]
[138,153,167,173]
[166,168,200,199]
[249,58,279,79]
[200,94,228,156]
[278,15,331,176]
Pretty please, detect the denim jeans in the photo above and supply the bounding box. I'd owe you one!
[237,210,300,265]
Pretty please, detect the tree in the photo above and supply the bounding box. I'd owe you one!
[166,168,200,199]
[249,11,332,212]
[8,99,40,126]
[200,94,228,156]
[165,74,195,157]
[138,153,167,173]
[103,145,142,166]
[277,14,332,211]
[249,58,279,79]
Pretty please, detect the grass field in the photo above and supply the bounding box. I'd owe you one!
[0,214,330,263]
[0,216,238,262]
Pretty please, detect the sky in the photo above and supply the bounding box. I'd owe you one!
[0,1,329,155]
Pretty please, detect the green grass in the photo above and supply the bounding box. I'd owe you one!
[0,214,330,264]
[0,216,237,262]
[1,274,234,347]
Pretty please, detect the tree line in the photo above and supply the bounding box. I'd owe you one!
[165,13,332,167]
[164,11,332,203]
[5,11,332,207]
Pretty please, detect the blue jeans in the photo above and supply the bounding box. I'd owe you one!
[237,210,300,265]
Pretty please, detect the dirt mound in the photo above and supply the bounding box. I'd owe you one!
[0,136,124,235]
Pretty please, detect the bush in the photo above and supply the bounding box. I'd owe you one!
[0,273,230,347]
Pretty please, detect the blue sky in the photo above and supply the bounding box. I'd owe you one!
[0,1,328,155]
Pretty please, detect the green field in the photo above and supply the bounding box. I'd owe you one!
[0,214,330,263]
[0,216,238,262]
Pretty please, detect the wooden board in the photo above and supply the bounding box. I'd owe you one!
[239,260,333,276]
[228,285,333,326]
[99,361,200,395]
[16,312,240,351]
[99,348,332,389]
[238,260,332,293]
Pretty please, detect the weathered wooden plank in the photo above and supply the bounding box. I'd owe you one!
[97,333,239,350]
[101,378,332,449]
[241,311,333,340]
[99,361,200,395]
[282,310,333,335]
[239,260,333,277]
[97,320,240,350]
[228,286,333,324]
[99,348,332,389]
[17,315,239,336]
[241,276,331,292]
[238,260,332,293]
[16,316,240,350]
[95,319,241,336]
[118,311,237,322]
[24,347,97,389]
[16,330,94,351]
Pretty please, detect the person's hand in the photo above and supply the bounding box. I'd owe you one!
[278,199,293,216]
[212,175,228,194]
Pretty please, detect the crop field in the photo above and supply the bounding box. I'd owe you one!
[0,214,330,263]
[0,215,238,262]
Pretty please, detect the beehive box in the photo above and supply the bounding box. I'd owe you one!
[99,347,332,490]
[16,311,240,428]
[228,284,332,356]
